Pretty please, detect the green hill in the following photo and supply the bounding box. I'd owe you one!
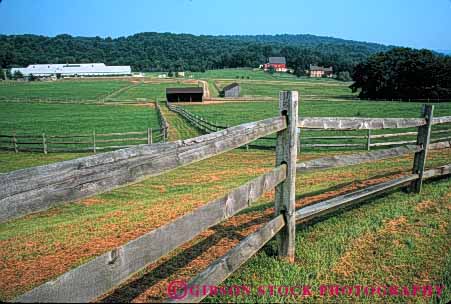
[1,32,392,73]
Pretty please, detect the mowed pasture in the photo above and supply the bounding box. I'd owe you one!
[193,68,307,81]
[214,79,355,99]
[0,69,450,302]
[182,100,451,124]
[0,80,130,102]
[110,82,198,101]
[0,102,161,153]
[0,102,160,134]
[181,100,451,149]
[0,149,449,302]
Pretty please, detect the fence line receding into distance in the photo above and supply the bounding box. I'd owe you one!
[166,101,451,151]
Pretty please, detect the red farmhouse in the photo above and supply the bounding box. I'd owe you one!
[263,57,288,72]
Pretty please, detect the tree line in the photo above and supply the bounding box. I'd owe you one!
[351,48,451,100]
[0,32,390,74]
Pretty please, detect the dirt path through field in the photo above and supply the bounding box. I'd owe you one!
[198,80,210,99]
[103,83,140,100]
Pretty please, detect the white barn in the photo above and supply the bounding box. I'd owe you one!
[11,63,132,77]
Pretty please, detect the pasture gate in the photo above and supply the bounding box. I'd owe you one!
[0,91,450,302]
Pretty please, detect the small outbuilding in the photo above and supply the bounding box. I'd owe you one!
[221,83,240,98]
[166,87,204,102]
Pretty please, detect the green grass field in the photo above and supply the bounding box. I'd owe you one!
[182,100,451,123]
[214,80,355,99]
[211,176,451,303]
[0,148,449,302]
[0,102,162,151]
[180,100,451,149]
[0,80,130,101]
[193,68,314,81]
[0,152,91,173]
[0,102,160,135]
[0,69,450,303]
[111,82,198,101]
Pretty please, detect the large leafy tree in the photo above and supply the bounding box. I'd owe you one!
[351,48,451,100]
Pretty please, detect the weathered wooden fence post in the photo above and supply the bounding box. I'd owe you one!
[42,133,47,154]
[297,128,302,154]
[147,128,153,145]
[275,91,299,263]
[367,129,371,151]
[92,130,97,154]
[410,104,434,193]
[13,131,18,153]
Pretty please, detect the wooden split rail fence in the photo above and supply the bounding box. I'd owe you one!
[0,92,450,302]
[0,101,170,154]
[0,128,167,154]
[156,101,169,142]
[166,101,451,151]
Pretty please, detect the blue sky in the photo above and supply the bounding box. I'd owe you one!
[0,0,450,49]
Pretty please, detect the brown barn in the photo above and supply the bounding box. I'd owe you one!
[166,87,204,102]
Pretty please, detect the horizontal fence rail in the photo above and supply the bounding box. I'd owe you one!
[169,215,286,303]
[155,101,169,141]
[166,103,450,151]
[166,164,450,303]
[297,145,419,172]
[296,141,450,173]
[295,175,419,222]
[298,117,427,130]
[295,167,450,224]
[15,165,287,303]
[0,129,166,154]
[0,116,287,223]
[3,93,450,303]
[298,116,450,130]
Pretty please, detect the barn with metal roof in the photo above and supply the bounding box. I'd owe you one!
[221,83,240,98]
[268,57,287,65]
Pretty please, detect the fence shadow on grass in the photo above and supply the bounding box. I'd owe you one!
[100,217,269,302]
[99,170,406,302]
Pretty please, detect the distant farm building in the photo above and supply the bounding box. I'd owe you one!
[166,87,204,102]
[221,83,240,98]
[309,65,334,78]
[263,57,288,72]
[11,63,132,78]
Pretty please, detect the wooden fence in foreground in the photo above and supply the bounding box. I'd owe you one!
[166,101,451,151]
[0,92,450,303]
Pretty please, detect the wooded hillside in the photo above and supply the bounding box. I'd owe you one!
[0,32,391,73]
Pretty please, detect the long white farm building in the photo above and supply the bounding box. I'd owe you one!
[11,63,132,77]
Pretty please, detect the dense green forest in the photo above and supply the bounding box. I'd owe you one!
[0,32,391,73]
[351,48,451,100]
